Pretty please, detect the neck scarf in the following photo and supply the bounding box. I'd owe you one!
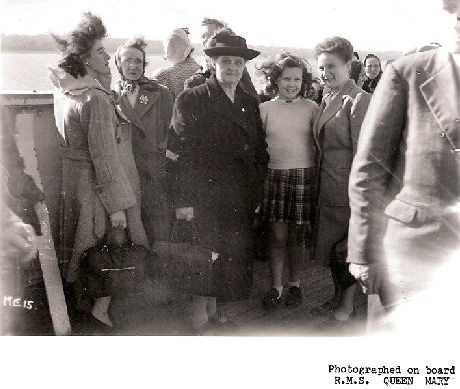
[115,76,160,97]
[362,72,382,93]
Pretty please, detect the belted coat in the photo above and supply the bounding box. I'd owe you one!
[52,76,149,282]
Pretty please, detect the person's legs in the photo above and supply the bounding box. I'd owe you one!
[287,223,307,285]
[330,237,356,321]
[262,222,288,308]
[312,207,349,311]
[334,284,356,320]
[269,221,288,294]
[92,296,112,327]
[192,295,210,329]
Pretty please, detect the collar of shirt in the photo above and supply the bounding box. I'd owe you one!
[273,96,301,103]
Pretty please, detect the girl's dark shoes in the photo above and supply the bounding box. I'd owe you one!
[262,288,282,310]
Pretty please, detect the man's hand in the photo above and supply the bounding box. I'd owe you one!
[175,207,194,221]
[349,263,385,295]
[0,219,37,263]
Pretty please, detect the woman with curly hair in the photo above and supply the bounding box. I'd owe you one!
[50,12,149,328]
[113,37,173,245]
[257,53,318,309]
[311,37,370,322]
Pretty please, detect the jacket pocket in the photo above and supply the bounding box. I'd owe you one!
[384,199,417,224]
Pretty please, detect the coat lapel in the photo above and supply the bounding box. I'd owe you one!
[206,76,251,136]
[313,98,327,146]
[419,50,460,143]
[316,80,354,132]
[118,94,146,134]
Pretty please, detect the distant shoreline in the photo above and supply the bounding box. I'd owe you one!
[1,50,57,54]
[1,34,402,60]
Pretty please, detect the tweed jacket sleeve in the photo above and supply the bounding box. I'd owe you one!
[347,64,407,264]
[349,92,371,157]
[80,91,136,214]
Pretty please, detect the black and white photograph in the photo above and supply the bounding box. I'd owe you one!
[0,0,458,387]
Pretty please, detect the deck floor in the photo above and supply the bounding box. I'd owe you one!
[79,259,368,337]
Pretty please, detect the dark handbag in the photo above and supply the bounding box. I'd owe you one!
[153,220,215,296]
[84,241,149,298]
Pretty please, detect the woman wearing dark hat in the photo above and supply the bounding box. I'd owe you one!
[50,13,149,328]
[172,32,268,332]
[113,37,174,245]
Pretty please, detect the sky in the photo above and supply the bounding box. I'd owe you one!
[0,0,458,51]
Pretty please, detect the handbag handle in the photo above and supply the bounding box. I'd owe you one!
[170,219,200,246]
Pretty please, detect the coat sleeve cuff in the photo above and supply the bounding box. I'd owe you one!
[94,181,136,215]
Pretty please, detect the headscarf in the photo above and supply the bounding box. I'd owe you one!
[163,28,193,65]
[114,42,160,96]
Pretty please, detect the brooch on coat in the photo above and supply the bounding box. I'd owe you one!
[139,95,149,105]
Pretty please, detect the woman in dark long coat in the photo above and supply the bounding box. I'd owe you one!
[172,32,268,331]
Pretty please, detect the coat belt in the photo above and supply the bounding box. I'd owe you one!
[59,146,91,162]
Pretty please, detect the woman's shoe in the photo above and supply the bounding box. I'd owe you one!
[262,288,283,310]
[285,286,302,308]
[195,313,239,335]
[333,307,356,322]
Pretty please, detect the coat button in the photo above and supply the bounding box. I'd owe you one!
[243,144,249,151]
[440,132,446,138]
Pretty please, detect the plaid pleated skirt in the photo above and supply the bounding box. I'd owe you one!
[261,167,316,225]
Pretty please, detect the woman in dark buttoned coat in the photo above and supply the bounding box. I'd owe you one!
[172,32,268,331]
[50,13,149,327]
[114,38,174,244]
[312,37,371,322]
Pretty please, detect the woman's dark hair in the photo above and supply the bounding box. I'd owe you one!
[363,53,381,68]
[314,36,354,63]
[257,52,313,98]
[52,12,107,78]
[115,36,149,75]
[349,60,363,83]
[201,17,227,29]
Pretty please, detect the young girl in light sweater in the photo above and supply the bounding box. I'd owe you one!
[258,53,318,309]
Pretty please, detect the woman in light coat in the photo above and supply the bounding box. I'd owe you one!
[312,36,370,322]
[51,13,149,328]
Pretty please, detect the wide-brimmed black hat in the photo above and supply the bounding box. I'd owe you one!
[204,33,260,60]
